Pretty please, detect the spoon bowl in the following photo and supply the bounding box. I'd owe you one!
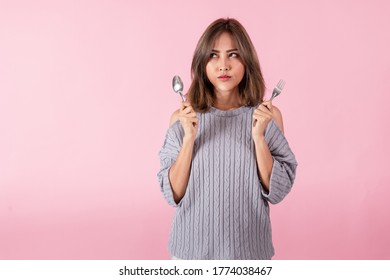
[172,75,185,101]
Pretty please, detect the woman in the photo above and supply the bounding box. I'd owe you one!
[158,18,297,259]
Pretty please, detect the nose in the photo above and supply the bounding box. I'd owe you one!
[219,66,229,71]
[218,57,230,71]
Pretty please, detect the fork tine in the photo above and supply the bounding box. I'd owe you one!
[277,79,285,90]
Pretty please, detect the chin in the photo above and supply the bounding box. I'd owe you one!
[216,86,239,93]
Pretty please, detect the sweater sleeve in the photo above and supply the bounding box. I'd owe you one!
[261,120,298,204]
[157,121,184,207]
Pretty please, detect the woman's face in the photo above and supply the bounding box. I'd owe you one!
[206,32,245,96]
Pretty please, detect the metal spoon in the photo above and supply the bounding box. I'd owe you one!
[172,75,185,101]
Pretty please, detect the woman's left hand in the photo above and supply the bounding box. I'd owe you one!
[252,100,274,141]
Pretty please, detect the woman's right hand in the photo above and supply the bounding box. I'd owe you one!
[179,101,198,141]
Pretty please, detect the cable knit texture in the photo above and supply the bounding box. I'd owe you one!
[157,106,297,259]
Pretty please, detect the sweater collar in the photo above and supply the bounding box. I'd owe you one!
[208,106,252,117]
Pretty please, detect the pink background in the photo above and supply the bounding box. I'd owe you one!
[1,0,389,259]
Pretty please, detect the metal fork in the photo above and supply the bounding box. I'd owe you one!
[268,79,286,101]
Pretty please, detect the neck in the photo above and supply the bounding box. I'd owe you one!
[213,89,241,111]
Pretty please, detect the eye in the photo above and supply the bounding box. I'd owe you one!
[209,53,218,58]
[229,52,239,58]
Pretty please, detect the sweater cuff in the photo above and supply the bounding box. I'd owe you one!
[161,167,181,208]
[261,157,292,204]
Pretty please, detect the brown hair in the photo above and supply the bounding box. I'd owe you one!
[187,18,266,112]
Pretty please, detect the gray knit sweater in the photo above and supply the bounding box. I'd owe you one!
[157,106,297,259]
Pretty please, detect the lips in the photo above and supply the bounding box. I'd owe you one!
[218,75,231,80]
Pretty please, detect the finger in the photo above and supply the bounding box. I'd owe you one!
[182,116,198,122]
[254,108,272,118]
[180,113,197,120]
[182,106,194,114]
[181,101,191,109]
[191,119,199,125]
[191,118,199,127]
[253,111,272,123]
[180,104,192,113]
[262,100,272,106]
[261,100,273,111]
[257,105,273,115]
[258,101,271,108]
[185,112,197,118]
[182,118,199,128]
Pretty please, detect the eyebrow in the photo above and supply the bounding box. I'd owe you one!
[211,48,239,53]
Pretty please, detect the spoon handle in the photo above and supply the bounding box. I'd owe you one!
[179,92,185,102]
